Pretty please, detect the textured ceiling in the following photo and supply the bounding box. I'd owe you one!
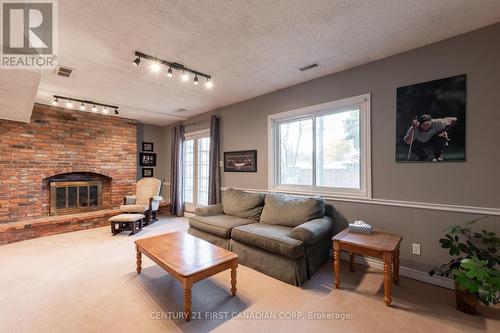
[28,0,500,125]
[0,70,41,122]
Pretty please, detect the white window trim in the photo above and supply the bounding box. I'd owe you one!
[267,93,372,199]
[184,128,210,139]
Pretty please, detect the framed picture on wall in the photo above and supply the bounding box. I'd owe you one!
[139,153,156,166]
[224,150,257,172]
[142,142,154,152]
[396,74,466,162]
[142,168,153,177]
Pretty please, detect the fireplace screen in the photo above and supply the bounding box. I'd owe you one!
[50,181,102,215]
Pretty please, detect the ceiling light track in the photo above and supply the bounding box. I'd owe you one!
[132,51,213,88]
[52,95,119,115]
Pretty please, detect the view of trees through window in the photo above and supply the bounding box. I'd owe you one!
[278,108,360,189]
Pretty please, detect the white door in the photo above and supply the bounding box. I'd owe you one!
[183,131,210,212]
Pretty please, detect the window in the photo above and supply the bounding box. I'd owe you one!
[183,130,210,212]
[183,139,194,204]
[269,94,371,198]
[197,137,210,206]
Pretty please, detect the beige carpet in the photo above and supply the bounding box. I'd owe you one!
[0,216,498,333]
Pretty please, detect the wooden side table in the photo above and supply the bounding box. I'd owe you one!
[332,228,402,305]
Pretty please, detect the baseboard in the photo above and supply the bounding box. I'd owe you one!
[335,251,454,290]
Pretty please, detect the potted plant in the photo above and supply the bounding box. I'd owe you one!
[429,218,499,314]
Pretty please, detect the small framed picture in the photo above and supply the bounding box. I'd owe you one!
[142,168,153,178]
[224,150,257,172]
[139,153,156,166]
[142,142,154,152]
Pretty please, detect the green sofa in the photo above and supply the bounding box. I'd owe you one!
[188,189,334,286]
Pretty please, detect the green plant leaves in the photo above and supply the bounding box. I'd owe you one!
[431,217,499,306]
[439,238,453,248]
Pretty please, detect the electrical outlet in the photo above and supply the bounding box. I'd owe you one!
[412,243,421,255]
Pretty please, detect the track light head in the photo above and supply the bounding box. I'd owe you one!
[66,100,73,108]
[102,107,109,114]
[205,78,213,89]
[167,67,173,78]
[92,104,98,112]
[114,108,119,115]
[79,102,86,111]
[132,57,141,66]
[193,75,199,85]
[150,62,161,72]
[52,97,58,106]
[181,71,189,82]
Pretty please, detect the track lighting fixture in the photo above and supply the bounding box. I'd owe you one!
[132,51,213,89]
[205,78,213,89]
[52,95,119,116]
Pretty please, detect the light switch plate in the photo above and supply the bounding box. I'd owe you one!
[412,243,421,255]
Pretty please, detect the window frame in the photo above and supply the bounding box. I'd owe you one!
[183,129,210,211]
[268,93,371,199]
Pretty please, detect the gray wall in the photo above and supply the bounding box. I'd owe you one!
[186,23,500,208]
[137,124,171,197]
[180,24,500,276]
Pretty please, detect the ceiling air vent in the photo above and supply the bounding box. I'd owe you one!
[54,66,74,78]
[298,63,319,72]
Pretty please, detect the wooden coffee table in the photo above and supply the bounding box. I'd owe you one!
[332,228,402,305]
[134,232,238,321]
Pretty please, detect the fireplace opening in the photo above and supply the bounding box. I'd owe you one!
[51,181,102,215]
[44,172,111,216]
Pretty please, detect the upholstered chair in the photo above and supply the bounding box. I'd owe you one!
[121,178,163,224]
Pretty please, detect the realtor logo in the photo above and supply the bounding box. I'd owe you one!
[1,0,58,68]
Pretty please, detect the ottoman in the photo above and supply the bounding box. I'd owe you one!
[109,214,145,236]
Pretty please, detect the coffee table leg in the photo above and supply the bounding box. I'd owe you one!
[393,248,400,285]
[383,252,393,305]
[349,252,355,272]
[231,261,238,296]
[136,246,142,274]
[333,242,341,289]
[183,279,193,322]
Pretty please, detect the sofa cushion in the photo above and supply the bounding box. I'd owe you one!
[231,223,304,259]
[260,193,325,227]
[189,214,255,238]
[222,188,265,220]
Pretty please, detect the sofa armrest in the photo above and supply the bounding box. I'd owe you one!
[287,216,333,244]
[123,196,137,205]
[195,204,224,217]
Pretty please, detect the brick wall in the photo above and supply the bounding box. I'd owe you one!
[0,104,138,224]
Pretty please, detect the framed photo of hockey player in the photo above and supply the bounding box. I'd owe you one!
[396,74,466,162]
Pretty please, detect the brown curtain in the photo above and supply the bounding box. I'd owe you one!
[208,115,221,204]
[170,125,185,216]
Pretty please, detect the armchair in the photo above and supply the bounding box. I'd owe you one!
[120,178,163,225]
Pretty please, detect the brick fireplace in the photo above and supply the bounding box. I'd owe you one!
[0,104,138,244]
